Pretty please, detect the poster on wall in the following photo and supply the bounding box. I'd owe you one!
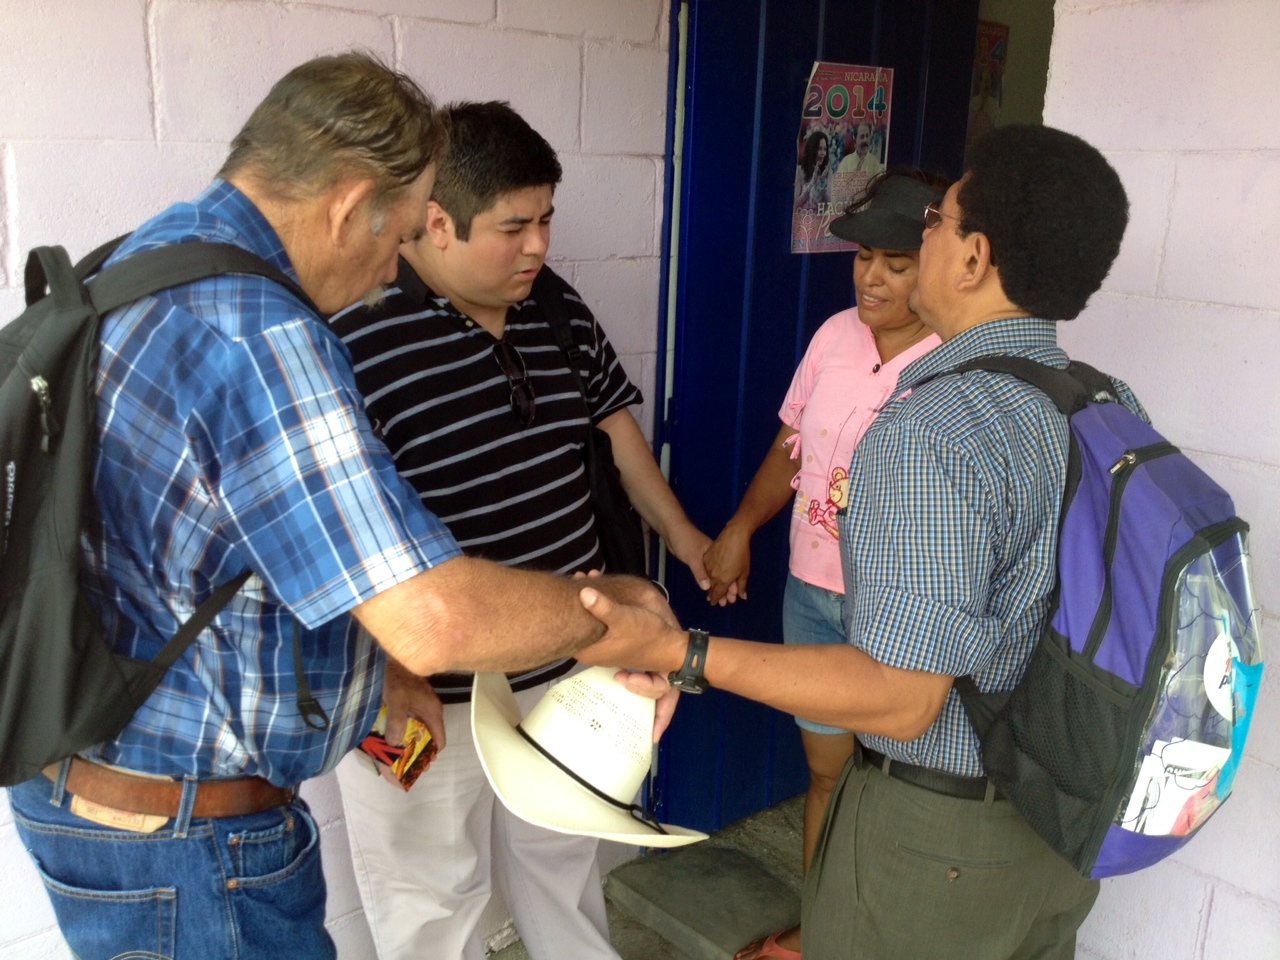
[965,20,1010,160]
[791,61,893,254]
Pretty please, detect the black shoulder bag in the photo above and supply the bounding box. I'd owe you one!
[533,268,648,576]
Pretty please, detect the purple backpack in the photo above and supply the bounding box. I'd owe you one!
[951,356,1263,879]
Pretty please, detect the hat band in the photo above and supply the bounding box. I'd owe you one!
[515,725,669,836]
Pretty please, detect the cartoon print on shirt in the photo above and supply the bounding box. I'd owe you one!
[806,465,849,538]
[800,401,873,539]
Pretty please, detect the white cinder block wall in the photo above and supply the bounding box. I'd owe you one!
[8,1,1278,959]
[0,1,669,957]
[1047,2,1280,958]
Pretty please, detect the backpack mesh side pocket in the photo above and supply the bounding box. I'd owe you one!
[979,632,1136,874]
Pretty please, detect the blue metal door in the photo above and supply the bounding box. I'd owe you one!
[653,0,979,833]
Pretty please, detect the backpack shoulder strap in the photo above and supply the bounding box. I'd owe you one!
[89,245,329,728]
[532,267,598,480]
[141,570,329,732]
[23,245,90,312]
[534,266,582,369]
[1063,359,1121,404]
[85,242,320,318]
[947,354,1129,741]
[38,241,328,730]
[148,570,252,677]
[75,234,131,283]
[534,267,592,402]
[948,355,1093,416]
[938,354,1089,739]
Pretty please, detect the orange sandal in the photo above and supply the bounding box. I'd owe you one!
[733,931,802,960]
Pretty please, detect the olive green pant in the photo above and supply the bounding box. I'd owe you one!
[802,758,1100,960]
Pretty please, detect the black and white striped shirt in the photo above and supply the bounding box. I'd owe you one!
[330,258,642,701]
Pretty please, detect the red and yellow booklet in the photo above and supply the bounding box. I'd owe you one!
[357,705,437,791]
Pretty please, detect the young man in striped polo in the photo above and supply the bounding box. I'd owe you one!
[330,101,710,960]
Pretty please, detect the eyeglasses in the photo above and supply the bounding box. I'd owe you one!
[492,340,536,428]
[923,202,961,230]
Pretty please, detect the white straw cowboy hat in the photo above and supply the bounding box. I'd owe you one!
[472,667,707,847]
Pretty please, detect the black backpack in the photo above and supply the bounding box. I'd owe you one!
[0,238,328,786]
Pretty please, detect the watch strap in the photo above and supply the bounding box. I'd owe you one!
[668,629,710,693]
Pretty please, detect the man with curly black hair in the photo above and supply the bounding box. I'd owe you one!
[914,123,1129,325]
[572,124,1146,959]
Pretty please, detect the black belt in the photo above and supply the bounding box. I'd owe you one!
[857,745,1000,802]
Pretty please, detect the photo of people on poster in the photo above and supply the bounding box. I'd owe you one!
[791,62,893,254]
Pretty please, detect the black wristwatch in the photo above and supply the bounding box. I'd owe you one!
[668,629,710,693]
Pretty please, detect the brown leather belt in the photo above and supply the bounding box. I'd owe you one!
[45,758,295,819]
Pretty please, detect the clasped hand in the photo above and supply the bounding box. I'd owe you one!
[574,572,686,741]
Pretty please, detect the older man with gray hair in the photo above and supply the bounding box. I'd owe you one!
[8,52,665,960]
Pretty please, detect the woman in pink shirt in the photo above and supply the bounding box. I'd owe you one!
[705,171,948,960]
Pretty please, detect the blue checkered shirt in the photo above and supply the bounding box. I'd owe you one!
[841,317,1144,776]
[79,181,462,786]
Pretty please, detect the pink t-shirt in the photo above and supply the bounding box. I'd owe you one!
[779,308,940,593]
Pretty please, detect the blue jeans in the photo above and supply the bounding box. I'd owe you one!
[782,573,850,736]
[9,769,335,960]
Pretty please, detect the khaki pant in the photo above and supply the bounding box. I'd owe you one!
[802,758,1099,960]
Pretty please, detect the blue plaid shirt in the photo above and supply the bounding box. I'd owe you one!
[79,181,462,786]
[841,317,1144,776]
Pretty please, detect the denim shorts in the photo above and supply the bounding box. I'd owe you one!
[782,572,852,736]
[9,770,335,960]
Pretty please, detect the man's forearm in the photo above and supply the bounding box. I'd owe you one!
[703,639,952,741]
[353,557,660,677]
[576,589,952,741]
[598,409,701,547]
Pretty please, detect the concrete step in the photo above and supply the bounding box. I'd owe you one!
[488,795,804,960]
[603,794,804,960]
[487,892,690,960]
[604,843,800,960]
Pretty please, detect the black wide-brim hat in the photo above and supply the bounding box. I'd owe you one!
[828,175,944,250]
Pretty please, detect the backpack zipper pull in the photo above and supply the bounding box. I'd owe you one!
[30,375,60,452]
[1109,451,1137,476]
